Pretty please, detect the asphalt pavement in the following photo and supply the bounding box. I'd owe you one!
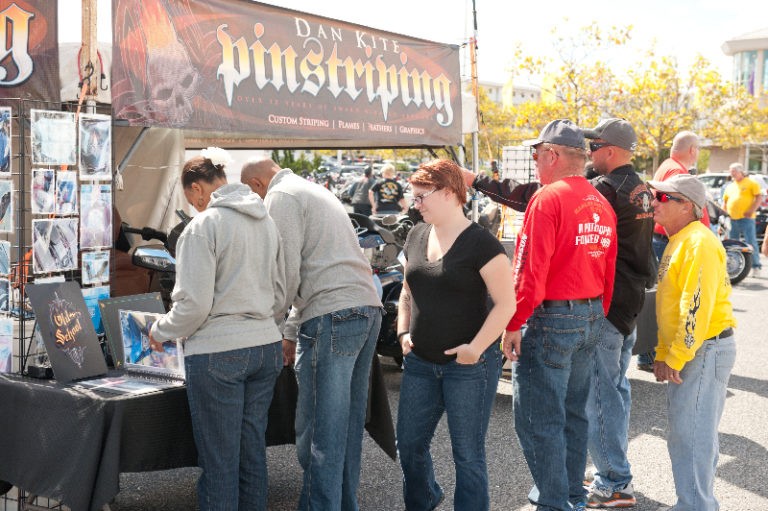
[103,271,768,511]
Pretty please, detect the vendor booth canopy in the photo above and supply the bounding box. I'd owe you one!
[58,1,475,234]
[110,0,464,149]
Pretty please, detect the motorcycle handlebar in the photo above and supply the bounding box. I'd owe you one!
[121,223,168,244]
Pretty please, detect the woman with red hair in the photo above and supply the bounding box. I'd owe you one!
[396,159,516,510]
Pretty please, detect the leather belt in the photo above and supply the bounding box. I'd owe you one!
[540,297,602,308]
[706,327,733,341]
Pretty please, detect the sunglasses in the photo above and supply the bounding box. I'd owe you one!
[654,191,686,203]
[589,142,613,152]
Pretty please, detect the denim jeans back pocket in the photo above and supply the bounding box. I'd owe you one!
[208,349,250,380]
[541,325,585,369]
[331,307,371,356]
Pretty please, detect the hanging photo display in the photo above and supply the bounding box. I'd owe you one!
[32,169,56,214]
[0,278,8,313]
[55,171,78,215]
[0,107,11,174]
[82,285,110,335]
[79,113,112,180]
[0,240,9,275]
[82,250,110,285]
[30,109,77,166]
[32,218,79,274]
[0,180,12,233]
[0,318,12,373]
[80,184,112,249]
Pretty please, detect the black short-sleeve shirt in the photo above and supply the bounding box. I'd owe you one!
[404,222,506,364]
[371,178,404,211]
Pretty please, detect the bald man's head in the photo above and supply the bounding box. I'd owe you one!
[241,158,281,198]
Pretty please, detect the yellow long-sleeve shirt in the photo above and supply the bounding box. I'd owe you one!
[655,221,736,371]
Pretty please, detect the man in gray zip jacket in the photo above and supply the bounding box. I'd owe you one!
[242,158,382,511]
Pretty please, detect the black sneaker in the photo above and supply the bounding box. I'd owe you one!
[636,363,654,373]
[586,483,636,508]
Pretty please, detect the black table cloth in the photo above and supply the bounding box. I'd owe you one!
[0,356,395,511]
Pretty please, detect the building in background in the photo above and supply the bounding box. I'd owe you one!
[707,27,768,173]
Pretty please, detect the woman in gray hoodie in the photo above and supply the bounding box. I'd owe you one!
[150,150,286,511]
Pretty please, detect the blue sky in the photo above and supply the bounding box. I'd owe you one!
[62,0,764,85]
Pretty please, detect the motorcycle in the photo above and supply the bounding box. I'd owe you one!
[120,210,190,308]
[350,212,415,367]
[723,239,753,285]
[711,205,754,285]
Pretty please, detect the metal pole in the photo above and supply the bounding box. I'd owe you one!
[470,0,480,222]
[82,0,98,111]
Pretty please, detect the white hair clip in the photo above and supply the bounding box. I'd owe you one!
[200,147,233,167]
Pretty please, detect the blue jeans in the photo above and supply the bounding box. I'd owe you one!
[729,217,761,268]
[295,306,382,511]
[397,345,502,511]
[586,323,635,492]
[652,235,668,263]
[666,336,735,511]
[184,342,282,511]
[513,301,604,511]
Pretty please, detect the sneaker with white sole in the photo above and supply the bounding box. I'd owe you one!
[583,467,597,487]
[586,482,636,508]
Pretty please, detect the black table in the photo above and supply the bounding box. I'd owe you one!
[0,374,197,511]
[0,358,396,511]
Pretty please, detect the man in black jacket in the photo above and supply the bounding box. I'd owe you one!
[582,118,654,508]
[461,168,540,213]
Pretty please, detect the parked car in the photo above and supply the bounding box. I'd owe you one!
[697,172,730,202]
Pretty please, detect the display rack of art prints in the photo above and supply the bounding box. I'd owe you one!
[30,109,77,166]
[0,179,12,233]
[82,250,109,285]
[79,113,112,180]
[82,285,110,335]
[55,171,78,215]
[80,184,112,249]
[0,240,9,275]
[0,107,11,174]
[0,278,9,313]
[0,318,12,373]
[32,218,79,274]
[32,169,56,214]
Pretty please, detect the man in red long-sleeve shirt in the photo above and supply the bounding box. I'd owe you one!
[502,119,617,511]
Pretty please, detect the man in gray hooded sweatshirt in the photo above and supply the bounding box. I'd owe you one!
[151,152,285,511]
[242,157,382,511]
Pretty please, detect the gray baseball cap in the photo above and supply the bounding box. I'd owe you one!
[523,119,585,149]
[648,174,707,209]
[584,118,637,152]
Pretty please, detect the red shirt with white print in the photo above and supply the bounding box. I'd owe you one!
[652,158,710,235]
[507,176,618,332]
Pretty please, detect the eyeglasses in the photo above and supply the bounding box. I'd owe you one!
[532,146,556,161]
[412,188,439,205]
[589,142,614,152]
[654,191,686,203]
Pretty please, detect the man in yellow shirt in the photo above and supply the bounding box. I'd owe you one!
[722,162,763,275]
[647,174,736,511]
